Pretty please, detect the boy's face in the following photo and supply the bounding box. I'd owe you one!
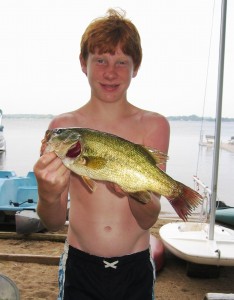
[80,45,138,104]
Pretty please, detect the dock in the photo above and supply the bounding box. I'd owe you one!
[199,134,234,153]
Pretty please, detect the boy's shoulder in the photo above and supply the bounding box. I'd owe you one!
[140,109,169,127]
[48,110,82,129]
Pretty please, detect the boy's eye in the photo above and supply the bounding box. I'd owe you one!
[97,58,105,64]
[117,61,128,66]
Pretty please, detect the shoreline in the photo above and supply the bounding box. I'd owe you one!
[221,142,234,153]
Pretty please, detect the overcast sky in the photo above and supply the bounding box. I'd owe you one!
[0,0,233,117]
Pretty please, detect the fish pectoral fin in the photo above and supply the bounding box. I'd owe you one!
[85,157,107,170]
[129,191,152,204]
[81,176,97,192]
[143,146,168,165]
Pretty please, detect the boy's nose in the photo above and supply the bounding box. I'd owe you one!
[103,65,118,80]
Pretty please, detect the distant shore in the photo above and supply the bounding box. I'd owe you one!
[3,114,54,119]
[2,114,234,122]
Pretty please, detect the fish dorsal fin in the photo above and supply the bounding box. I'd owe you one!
[81,176,97,192]
[143,146,168,165]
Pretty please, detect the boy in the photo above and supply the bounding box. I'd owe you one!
[34,8,170,300]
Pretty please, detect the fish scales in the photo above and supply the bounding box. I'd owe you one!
[43,127,203,221]
[67,128,176,195]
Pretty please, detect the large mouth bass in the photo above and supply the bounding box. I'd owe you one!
[43,127,203,221]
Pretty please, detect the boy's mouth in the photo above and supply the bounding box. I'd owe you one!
[101,84,119,91]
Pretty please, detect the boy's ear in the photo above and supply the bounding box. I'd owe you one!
[132,68,139,78]
[79,54,87,75]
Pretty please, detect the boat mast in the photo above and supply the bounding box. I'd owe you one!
[209,0,227,240]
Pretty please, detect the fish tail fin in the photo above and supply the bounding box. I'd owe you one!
[167,182,203,221]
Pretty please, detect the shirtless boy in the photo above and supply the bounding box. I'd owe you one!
[34,8,170,300]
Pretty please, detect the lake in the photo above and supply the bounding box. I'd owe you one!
[1,118,233,214]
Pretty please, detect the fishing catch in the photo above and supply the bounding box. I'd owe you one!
[42,127,203,221]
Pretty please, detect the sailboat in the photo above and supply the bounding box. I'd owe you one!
[159,0,234,276]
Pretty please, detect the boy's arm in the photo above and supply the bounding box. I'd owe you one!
[34,152,70,231]
[128,194,161,230]
[35,114,76,231]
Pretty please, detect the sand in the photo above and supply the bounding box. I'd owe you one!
[1,218,234,300]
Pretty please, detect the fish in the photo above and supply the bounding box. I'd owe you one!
[42,127,203,221]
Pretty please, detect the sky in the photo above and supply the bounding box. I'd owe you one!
[0,0,233,118]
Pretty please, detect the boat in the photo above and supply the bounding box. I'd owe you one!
[215,201,234,227]
[160,0,234,277]
[150,234,165,272]
[199,133,234,153]
[0,126,5,152]
[216,208,234,227]
[0,170,45,234]
[205,135,215,144]
[199,133,215,147]
[0,109,6,152]
[15,210,45,234]
[228,136,234,144]
[160,222,234,266]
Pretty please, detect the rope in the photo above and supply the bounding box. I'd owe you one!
[195,0,216,177]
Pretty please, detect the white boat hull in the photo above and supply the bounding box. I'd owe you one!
[159,222,234,266]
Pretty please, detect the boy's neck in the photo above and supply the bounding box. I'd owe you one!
[84,98,136,120]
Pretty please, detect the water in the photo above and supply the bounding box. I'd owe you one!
[1,118,233,213]
[166,120,234,212]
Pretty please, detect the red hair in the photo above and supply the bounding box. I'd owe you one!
[80,9,142,71]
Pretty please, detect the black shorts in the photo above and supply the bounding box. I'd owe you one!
[58,242,156,300]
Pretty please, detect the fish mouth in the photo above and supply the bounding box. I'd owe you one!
[43,128,82,158]
[66,141,82,158]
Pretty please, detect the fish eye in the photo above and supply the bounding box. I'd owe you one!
[55,129,63,134]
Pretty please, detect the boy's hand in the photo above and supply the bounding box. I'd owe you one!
[33,152,70,204]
